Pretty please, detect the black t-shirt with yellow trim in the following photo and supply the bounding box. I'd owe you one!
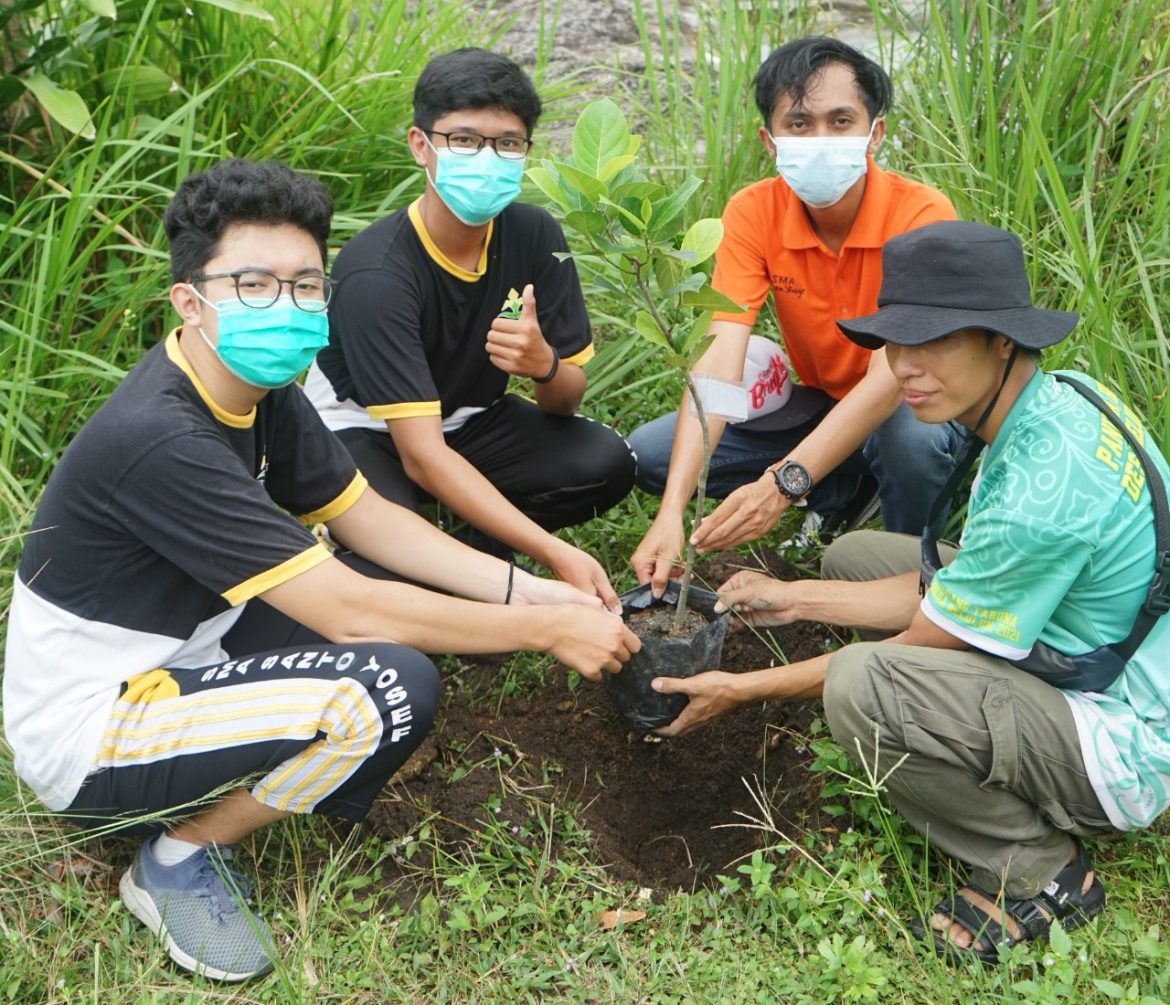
[15,331,364,636]
[310,200,592,429]
[7,330,366,807]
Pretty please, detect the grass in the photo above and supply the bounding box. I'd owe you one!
[3,0,1170,1001]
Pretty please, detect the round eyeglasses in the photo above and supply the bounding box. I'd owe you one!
[425,129,533,160]
[190,269,333,313]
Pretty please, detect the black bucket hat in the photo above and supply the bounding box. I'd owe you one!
[837,221,1078,350]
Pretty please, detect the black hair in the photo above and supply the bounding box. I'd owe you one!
[753,35,892,128]
[163,159,333,283]
[412,47,542,136]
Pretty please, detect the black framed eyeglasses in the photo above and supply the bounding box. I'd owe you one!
[425,129,533,160]
[190,269,333,313]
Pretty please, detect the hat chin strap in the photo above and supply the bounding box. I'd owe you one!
[918,342,1021,595]
[970,341,1021,439]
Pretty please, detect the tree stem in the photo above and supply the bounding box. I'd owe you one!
[675,370,711,628]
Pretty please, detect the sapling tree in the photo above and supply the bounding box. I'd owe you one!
[529,99,743,627]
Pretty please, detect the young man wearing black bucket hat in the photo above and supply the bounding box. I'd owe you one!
[651,220,1170,963]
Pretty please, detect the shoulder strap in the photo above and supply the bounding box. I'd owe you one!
[1054,374,1170,659]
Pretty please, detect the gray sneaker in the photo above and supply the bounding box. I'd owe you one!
[119,839,275,982]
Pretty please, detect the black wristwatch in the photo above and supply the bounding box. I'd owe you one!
[771,460,813,501]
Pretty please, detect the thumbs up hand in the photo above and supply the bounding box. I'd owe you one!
[487,283,557,381]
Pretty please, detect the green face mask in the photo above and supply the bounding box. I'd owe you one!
[192,288,329,389]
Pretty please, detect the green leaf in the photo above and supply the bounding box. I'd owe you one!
[96,65,174,101]
[646,176,703,241]
[552,159,608,202]
[682,285,745,313]
[22,73,94,139]
[1090,980,1125,999]
[598,154,635,183]
[526,164,569,211]
[652,254,685,296]
[564,209,608,237]
[634,311,671,351]
[79,0,117,15]
[679,311,716,360]
[1048,919,1072,956]
[689,310,715,344]
[192,0,274,19]
[598,196,645,234]
[571,98,632,179]
[610,180,661,202]
[681,218,724,265]
[659,272,706,299]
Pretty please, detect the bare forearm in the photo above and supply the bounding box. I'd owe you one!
[783,370,901,485]
[327,494,512,603]
[788,572,922,633]
[659,398,729,513]
[735,651,833,702]
[338,581,557,654]
[532,361,585,415]
[404,445,558,563]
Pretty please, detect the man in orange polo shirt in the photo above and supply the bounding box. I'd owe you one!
[630,36,959,595]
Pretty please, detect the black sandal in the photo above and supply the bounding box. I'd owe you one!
[910,847,1106,965]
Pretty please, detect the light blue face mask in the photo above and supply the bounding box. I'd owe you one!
[772,119,878,209]
[424,136,524,226]
[191,289,329,389]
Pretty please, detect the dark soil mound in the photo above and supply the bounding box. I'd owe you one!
[367,552,837,895]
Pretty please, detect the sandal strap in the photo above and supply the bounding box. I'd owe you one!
[1034,848,1091,915]
[1000,895,1054,942]
[933,890,1013,953]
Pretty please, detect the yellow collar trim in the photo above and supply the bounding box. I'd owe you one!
[407,198,492,281]
[165,330,256,429]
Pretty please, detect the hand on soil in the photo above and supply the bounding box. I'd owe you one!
[549,608,641,681]
[714,570,799,627]
[630,515,685,598]
[690,477,787,552]
[652,670,739,736]
[485,284,555,378]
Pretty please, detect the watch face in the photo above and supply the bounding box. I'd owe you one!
[778,462,812,498]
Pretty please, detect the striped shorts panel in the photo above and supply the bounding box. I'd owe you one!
[63,642,439,834]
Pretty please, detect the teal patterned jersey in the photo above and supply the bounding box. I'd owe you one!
[922,369,1170,829]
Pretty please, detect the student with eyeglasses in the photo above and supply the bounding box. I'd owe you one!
[3,158,639,983]
[305,48,636,613]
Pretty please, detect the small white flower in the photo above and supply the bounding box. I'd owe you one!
[493,747,503,758]
[862,889,872,903]
[1043,956,1055,967]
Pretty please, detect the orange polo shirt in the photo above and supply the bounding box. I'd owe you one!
[712,159,955,400]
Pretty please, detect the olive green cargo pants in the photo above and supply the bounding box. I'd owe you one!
[820,531,1114,898]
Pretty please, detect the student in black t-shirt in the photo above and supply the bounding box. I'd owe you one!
[3,159,639,983]
[306,48,636,611]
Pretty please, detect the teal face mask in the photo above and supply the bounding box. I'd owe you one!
[424,137,524,226]
[192,290,329,389]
